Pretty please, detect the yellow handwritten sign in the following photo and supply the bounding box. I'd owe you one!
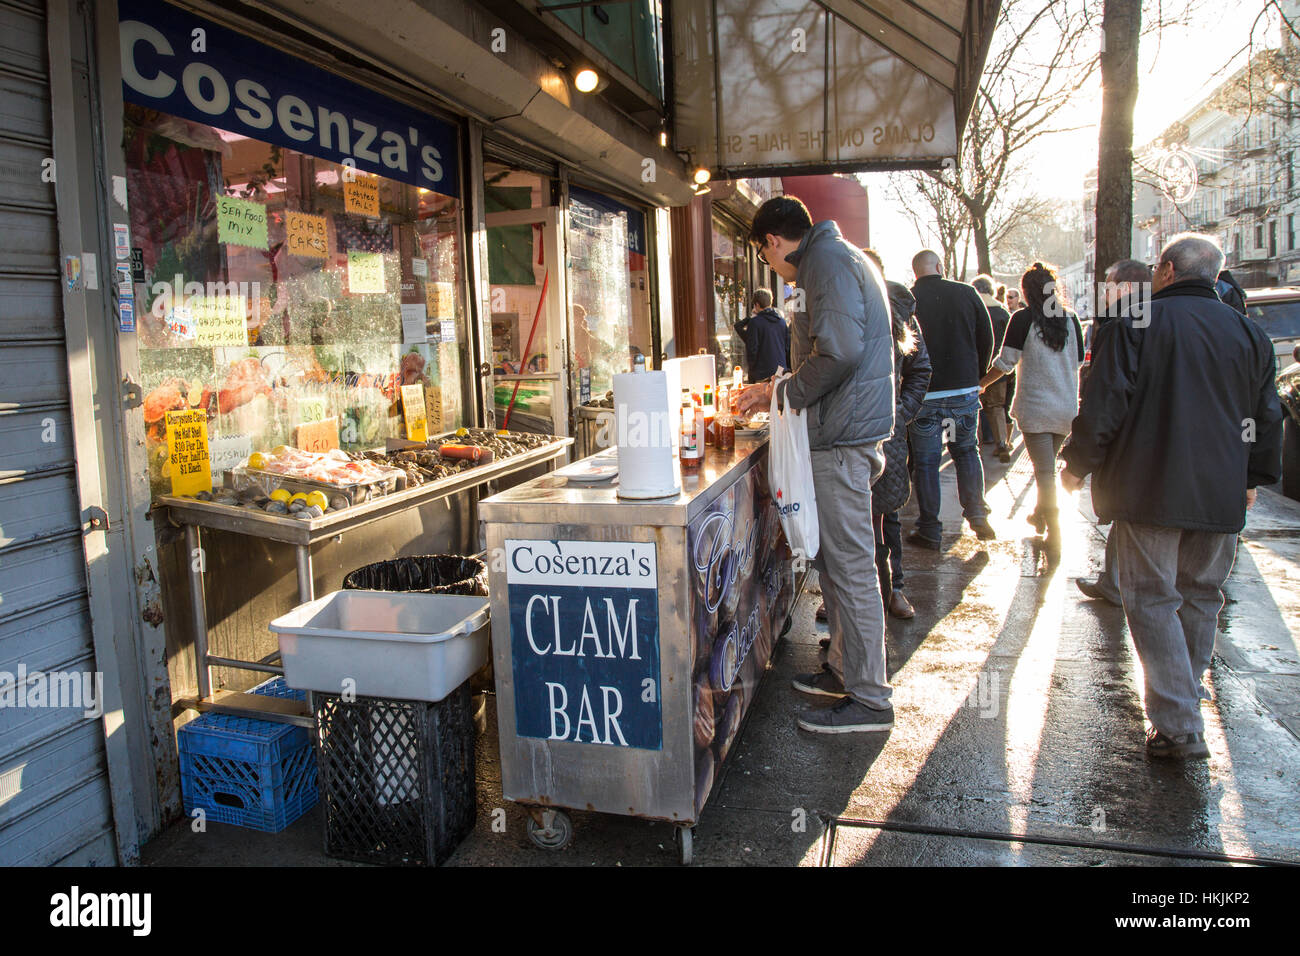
[285,211,328,258]
[190,295,247,347]
[217,196,268,249]
[344,177,380,217]
[165,409,212,497]
[347,251,386,294]
[401,384,428,442]
[296,417,340,453]
[426,280,455,320]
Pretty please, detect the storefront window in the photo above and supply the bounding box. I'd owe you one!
[119,0,466,499]
[568,187,650,400]
[712,216,749,377]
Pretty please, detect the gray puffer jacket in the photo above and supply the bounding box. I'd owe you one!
[781,221,894,449]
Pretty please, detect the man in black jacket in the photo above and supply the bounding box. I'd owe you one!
[908,250,996,547]
[735,289,790,381]
[1061,234,1283,760]
[973,274,1013,462]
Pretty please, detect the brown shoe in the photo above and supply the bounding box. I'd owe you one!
[815,602,828,622]
[888,591,915,619]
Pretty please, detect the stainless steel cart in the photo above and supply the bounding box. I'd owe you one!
[480,437,802,864]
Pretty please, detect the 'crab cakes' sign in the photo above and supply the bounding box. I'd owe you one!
[506,539,661,750]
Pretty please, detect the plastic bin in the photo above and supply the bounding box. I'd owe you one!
[269,590,489,702]
[177,679,318,832]
[342,555,487,596]
[314,683,476,866]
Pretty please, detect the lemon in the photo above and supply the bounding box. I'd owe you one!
[247,452,268,470]
[271,445,291,457]
[270,488,291,503]
[305,491,329,511]
[455,427,469,437]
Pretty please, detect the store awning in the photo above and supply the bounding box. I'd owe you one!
[672,0,1000,177]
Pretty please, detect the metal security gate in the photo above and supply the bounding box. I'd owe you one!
[0,0,118,865]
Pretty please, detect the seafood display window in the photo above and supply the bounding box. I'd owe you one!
[124,104,468,500]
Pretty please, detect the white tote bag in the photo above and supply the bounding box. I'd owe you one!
[767,374,820,560]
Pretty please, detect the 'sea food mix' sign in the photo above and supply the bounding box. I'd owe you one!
[506,540,661,750]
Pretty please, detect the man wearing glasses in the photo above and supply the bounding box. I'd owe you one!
[737,196,896,733]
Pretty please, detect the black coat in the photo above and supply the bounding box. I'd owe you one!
[735,307,791,381]
[910,275,994,392]
[872,284,932,515]
[1061,279,1283,533]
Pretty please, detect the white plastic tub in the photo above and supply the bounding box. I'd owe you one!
[269,590,490,702]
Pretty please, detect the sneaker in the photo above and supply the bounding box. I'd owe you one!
[818,636,831,651]
[969,519,997,541]
[791,664,846,698]
[996,445,1012,463]
[888,591,915,619]
[815,602,828,623]
[797,697,894,734]
[1026,509,1047,535]
[1145,729,1210,760]
[1076,577,1121,607]
[906,529,941,551]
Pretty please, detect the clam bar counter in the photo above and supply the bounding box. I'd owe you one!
[480,435,802,862]
[164,433,572,725]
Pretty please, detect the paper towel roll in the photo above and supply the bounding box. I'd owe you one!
[614,370,680,499]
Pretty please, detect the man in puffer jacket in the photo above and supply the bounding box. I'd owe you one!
[737,197,896,734]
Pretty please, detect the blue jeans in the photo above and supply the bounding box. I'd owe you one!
[907,393,989,541]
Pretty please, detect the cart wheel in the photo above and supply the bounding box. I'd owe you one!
[676,825,694,866]
[526,810,573,850]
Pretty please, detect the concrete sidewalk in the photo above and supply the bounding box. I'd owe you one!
[143,441,1300,866]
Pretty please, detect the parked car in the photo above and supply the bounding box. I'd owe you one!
[1278,343,1300,502]
[1244,287,1300,374]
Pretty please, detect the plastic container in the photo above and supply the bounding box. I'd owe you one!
[269,590,490,702]
[177,678,318,833]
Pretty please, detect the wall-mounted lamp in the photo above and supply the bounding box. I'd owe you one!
[572,65,607,94]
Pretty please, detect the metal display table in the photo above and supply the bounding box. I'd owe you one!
[166,436,572,727]
[480,436,803,863]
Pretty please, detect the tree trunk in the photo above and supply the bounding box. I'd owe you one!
[971,213,992,276]
[1095,0,1142,288]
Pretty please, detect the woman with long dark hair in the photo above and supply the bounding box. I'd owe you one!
[978,262,1084,561]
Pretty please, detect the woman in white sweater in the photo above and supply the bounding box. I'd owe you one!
[978,262,1085,561]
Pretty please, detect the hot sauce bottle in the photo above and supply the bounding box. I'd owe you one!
[703,384,716,445]
[716,386,735,450]
[680,388,702,472]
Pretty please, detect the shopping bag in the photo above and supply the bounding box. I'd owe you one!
[767,374,820,560]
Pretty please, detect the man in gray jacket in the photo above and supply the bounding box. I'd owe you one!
[737,197,896,733]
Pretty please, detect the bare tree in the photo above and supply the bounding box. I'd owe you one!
[886,173,973,278]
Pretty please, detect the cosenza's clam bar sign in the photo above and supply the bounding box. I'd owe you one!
[117,0,458,196]
[507,540,661,750]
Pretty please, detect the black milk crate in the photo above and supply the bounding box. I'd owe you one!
[314,682,476,866]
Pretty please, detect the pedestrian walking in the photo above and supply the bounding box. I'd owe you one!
[1076,258,1151,606]
[907,250,997,549]
[737,197,896,733]
[1060,234,1283,759]
[973,274,1014,462]
[1215,268,1248,315]
[979,262,1084,562]
[734,288,791,381]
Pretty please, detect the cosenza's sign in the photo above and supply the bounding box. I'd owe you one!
[506,539,661,750]
[118,0,458,196]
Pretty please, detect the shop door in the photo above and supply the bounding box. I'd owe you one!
[483,206,571,442]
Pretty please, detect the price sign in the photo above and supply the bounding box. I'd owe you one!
[347,251,386,294]
[216,196,269,250]
[191,295,247,347]
[165,409,212,497]
[401,383,428,442]
[344,176,380,217]
[295,417,340,452]
[285,211,329,258]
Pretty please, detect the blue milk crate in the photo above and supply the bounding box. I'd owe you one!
[178,678,318,832]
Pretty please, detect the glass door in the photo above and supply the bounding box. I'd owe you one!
[483,162,569,444]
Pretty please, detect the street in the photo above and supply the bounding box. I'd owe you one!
[143,443,1300,867]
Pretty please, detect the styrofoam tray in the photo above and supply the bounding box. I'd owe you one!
[269,590,489,702]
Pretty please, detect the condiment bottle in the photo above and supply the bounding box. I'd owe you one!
[702,384,716,445]
[716,386,735,450]
[680,388,702,472]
